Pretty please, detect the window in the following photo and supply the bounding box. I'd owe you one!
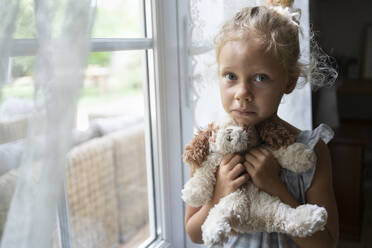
[1,0,188,247]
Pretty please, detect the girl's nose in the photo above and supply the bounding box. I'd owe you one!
[234,82,254,103]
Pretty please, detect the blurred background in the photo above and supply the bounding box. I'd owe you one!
[310,0,372,247]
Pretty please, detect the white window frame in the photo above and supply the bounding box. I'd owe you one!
[146,0,190,247]
[9,0,191,247]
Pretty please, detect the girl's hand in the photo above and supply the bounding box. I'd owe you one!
[211,153,250,205]
[244,147,282,195]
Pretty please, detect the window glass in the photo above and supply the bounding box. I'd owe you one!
[92,0,145,38]
[14,0,145,39]
[0,50,153,247]
[68,50,152,247]
[1,57,34,103]
[77,51,145,130]
[0,57,34,145]
[15,0,36,38]
[3,0,156,246]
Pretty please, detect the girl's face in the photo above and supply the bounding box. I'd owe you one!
[218,38,296,126]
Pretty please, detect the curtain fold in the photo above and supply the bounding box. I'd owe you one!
[0,0,95,247]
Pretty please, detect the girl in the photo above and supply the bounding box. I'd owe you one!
[184,3,339,248]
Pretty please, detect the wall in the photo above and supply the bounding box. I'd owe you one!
[310,0,372,122]
[310,0,372,74]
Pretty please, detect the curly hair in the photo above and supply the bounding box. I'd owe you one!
[214,5,337,90]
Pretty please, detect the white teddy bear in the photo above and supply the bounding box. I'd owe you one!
[182,118,327,247]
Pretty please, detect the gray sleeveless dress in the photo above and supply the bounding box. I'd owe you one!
[219,123,335,248]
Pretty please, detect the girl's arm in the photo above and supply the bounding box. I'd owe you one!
[288,140,339,248]
[185,202,215,243]
[245,140,339,247]
[184,153,249,243]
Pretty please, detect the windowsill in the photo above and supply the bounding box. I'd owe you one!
[143,238,172,248]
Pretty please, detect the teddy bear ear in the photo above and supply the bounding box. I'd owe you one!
[256,117,296,150]
[183,123,215,170]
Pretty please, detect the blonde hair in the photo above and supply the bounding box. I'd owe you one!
[214,6,338,90]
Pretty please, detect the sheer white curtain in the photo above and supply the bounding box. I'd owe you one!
[188,0,312,131]
[0,0,95,247]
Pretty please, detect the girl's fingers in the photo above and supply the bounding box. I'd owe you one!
[249,147,271,161]
[229,163,246,179]
[230,154,244,164]
[248,148,264,159]
[232,173,250,188]
[221,153,235,165]
[244,161,255,176]
[258,147,270,155]
[225,154,244,170]
[245,153,258,165]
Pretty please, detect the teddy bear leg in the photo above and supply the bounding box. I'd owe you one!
[260,201,327,237]
[247,191,294,233]
[283,204,328,237]
[248,191,327,237]
[201,190,247,247]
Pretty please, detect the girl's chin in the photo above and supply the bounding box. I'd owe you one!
[230,115,261,127]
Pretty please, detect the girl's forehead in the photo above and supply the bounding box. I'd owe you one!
[226,38,265,51]
[220,40,274,62]
[222,32,272,53]
[218,39,285,72]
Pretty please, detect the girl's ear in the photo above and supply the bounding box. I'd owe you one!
[284,79,296,94]
[284,73,299,94]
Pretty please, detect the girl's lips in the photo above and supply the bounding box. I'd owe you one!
[233,109,256,115]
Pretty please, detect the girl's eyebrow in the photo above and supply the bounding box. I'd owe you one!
[219,66,234,71]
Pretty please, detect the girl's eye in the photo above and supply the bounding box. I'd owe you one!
[254,74,269,82]
[225,73,237,81]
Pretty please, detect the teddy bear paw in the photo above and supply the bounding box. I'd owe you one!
[298,148,316,171]
[181,176,213,207]
[286,204,328,237]
[181,186,208,207]
[202,219,231,247]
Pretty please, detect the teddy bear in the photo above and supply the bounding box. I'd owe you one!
[182,116,328,247]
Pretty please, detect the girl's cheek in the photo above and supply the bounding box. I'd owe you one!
[221,87,233,98]
[218,80,226,90]
[219,82,231,94]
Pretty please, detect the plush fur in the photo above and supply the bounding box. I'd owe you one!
[182,117,327,247]
[183,123,215,172]
[256,115,297,150]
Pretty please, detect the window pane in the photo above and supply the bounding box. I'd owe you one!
[0,57,35,145]
[0,50,154,246]
[15,0,36,38]
[15,0,69,39]
[0,57,62,244]
[14,0,146,39]
[67,50,153,247]
[93,0,145,38]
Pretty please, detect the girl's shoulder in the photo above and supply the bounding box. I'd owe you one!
[277,117,334,149]
[279,121,335,199]
[296,123,334,150]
